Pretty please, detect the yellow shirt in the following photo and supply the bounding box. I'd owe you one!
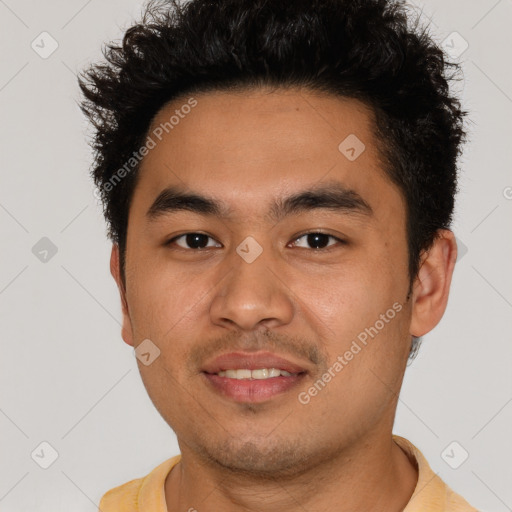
[99,435,478,511]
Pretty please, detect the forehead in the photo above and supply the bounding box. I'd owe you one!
[132,87,403,221]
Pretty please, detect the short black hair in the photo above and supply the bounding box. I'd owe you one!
[79,0,467,292]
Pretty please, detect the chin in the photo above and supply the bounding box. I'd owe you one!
[195,436,321,480]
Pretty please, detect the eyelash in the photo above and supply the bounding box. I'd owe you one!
[165,231,347,251]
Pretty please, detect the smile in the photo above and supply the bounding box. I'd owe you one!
[216,368,296,379]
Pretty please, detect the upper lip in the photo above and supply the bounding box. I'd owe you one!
[201,351,309,374]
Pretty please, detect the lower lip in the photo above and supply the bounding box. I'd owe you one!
[202,373,305,403]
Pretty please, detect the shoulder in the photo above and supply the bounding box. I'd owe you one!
[445,486,480,512]
[99,476,142,510]
[393,436,479,512]
[98,455,181,512]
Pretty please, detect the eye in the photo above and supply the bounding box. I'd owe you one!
[167,233,222,250]
[289,232,345,250]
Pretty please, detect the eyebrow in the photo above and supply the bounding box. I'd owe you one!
[145,180,373,223]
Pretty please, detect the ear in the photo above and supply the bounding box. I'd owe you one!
[409,229,458,337]
[110,244,135,347]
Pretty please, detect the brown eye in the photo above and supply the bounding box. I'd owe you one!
[169,233,221,249]
[290,232,344,250]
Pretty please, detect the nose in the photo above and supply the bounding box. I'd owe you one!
[209,243,295,331]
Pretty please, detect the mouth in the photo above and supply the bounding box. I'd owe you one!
[201,351,308,403]
[216,368,298,378]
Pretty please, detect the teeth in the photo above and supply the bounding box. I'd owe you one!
[216,368,296,379]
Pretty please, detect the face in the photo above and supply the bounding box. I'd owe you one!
[111,87,446,477]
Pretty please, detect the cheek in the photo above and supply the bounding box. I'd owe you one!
[126,257,212,336]
[291,248,410,391]
[289,257,399,340]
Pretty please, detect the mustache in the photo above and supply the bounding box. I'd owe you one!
[187,328,328,370]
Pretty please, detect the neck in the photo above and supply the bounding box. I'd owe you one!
[165,431,418,512]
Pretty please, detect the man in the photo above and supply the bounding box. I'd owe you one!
[79,0,477,510]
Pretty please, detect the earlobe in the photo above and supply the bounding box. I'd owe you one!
[409,229,458,338]
[110,244,135,347]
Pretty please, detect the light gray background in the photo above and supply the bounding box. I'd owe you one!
[1,0,511,510]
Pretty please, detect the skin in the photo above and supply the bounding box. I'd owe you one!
[110,87,457,512]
